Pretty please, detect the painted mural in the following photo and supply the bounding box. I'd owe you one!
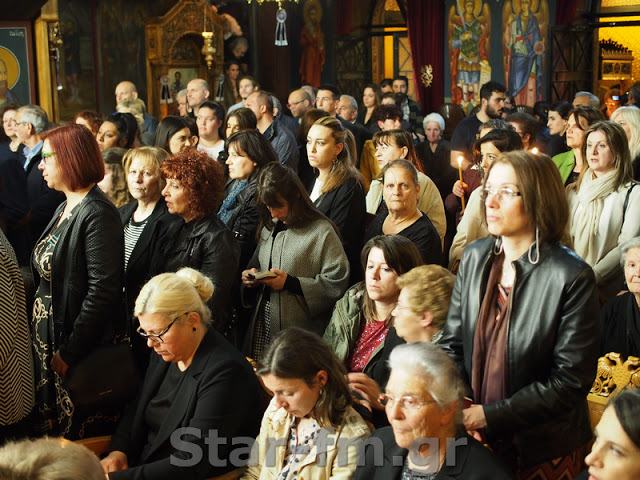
[503,0,548,106]
[447,0,491,113]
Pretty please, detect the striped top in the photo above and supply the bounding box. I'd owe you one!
[124,217,148,270]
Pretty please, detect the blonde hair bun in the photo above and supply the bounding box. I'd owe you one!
[176,267,214,302]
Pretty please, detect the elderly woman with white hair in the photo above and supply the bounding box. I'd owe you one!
[599,237,640,357]
[416,112,456,199]
[0,437,105,480]
[353,342,514,480]
[610,105,640,181]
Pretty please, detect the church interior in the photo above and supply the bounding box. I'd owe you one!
[2,0,640,123]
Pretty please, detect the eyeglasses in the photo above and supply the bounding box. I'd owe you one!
[287,100,305,108]
[379,393,437,411]
[481,187,522,202]
[15,121,30,126]
[41,152,56,163]
[137,312,188,344]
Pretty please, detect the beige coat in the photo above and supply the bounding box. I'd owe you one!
[448,187,489,271]
[241,399,371,480]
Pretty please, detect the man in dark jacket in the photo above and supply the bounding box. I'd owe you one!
[15,105,64,250]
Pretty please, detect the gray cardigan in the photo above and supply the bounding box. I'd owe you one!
[245,218,350,338]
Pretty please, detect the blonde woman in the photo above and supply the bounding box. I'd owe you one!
[102,268,262,480]
[610,105,640,181]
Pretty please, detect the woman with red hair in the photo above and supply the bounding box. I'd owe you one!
[34,123,125,438]
[151,148,239,336]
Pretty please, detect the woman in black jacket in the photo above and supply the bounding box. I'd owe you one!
[439,151,599,479]
[306,116,366,282]
[152,148,239,335]
[218,130,277,270]
[120,147,178,370]
[34,123,125,438]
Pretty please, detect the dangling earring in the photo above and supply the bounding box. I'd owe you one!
[528,226,540,264]
[493,237,503,255]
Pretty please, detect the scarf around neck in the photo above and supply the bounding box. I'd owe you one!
[570,169,618,265]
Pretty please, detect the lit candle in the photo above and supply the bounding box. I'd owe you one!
[531,147,539,154]
[457,156,466,212]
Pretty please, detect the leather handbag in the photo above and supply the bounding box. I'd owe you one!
[64,340,140,409]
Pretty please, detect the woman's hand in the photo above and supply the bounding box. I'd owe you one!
[463,404,487,434]
[101,451,128,474]
[51,351,69,378]
[452,180,468,198]
[241,268,260,287]
[259,268,287,291]
[347,373,384,411]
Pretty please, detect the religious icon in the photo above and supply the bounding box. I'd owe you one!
[0,51,20,107]
[448,0,491,113]
[502,0,548,106]
[299,0,324,88]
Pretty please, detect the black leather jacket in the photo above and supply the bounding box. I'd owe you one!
[439,237,599,468]
[152,215,240,332]
[42,186,125,366]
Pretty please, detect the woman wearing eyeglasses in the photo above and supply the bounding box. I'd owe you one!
[354,342,514,480]
[101,268,262,480]
[439,151,599,479]
[33,123,124,438]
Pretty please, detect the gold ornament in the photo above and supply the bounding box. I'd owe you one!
[421,65,433,88]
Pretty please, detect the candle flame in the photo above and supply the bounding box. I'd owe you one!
[457,156,463,167]
[531,147,539,154]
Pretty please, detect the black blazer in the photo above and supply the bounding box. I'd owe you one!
[23,148,65,250]
[353,427,515,480]
[308,176,365,282]
[0,144,30,265]
[37,185,124,366]
[120,198,178,319]
[108,328,262,480]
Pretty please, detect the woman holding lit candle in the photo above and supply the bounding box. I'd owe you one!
[440,150,600,478]
[448,129,523,271]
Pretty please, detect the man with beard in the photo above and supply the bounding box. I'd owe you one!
[450,81,505,171]
[0,60,20,106]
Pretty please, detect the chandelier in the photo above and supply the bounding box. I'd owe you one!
[246,0,298,45]
[201,2,216,69]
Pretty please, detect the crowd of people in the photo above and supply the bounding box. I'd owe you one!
[0,73,639,480]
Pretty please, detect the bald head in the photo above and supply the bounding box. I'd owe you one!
[187,78,210,113]
[115,81,138,104]
[245,90,273,121]
[287,89,311,118]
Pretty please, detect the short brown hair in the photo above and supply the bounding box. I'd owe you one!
[396,265,455,329]
[160,148,225,218]
[482,151,569,245]
[41,123,104,191]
